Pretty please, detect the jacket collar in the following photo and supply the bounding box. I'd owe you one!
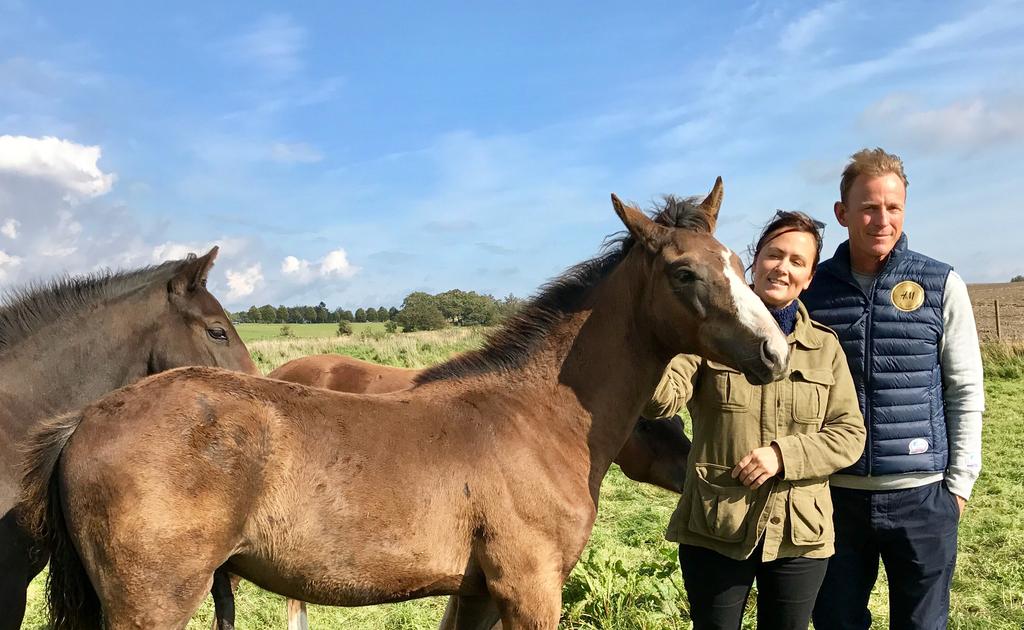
[791,300,821,350]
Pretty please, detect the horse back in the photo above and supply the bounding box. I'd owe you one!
[269,354,418,394]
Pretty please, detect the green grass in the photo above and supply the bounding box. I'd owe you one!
[21,338,1024,628]
[235,322,387,343]
[245,326,485,374]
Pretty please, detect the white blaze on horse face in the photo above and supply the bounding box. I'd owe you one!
[720,250,789,367]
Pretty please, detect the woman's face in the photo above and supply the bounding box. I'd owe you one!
[752,230,817,309]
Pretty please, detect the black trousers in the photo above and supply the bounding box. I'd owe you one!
[679,543,829,630]
[811,482,960,630]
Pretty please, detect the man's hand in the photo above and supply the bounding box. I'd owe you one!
[954,493,967,517]
[731,444,784,489]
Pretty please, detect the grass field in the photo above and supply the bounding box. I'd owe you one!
[234,322,387,343]
[21,335,1024,629]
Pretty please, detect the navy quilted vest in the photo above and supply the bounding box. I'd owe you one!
[801,234,951,476]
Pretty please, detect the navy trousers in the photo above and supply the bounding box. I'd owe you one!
[812,482,960,630]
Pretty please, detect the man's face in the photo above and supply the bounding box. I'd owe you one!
[835,172,906,268]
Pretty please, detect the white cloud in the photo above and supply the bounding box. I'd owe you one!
[223,14,306,79]
[150,238,250,264]
[281,255,306,274]
[225,264,264,299]
[861,94,1024,151]
[281,248,358,285]
[0,135,116,200]
[320,248,357,278]
[1,218,19,239]
[0,250,22,281]
[779,1,844,55]
[269,141,323,163]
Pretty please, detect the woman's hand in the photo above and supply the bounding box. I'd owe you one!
[731,444,784,489]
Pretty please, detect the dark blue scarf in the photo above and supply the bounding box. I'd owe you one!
[768,300,799,336]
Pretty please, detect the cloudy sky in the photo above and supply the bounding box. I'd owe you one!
[1,1,1022,310]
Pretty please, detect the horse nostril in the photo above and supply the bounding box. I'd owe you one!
[760,340,782,368]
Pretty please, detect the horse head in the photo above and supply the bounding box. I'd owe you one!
[150,246,258,376]
[612,177,789,384]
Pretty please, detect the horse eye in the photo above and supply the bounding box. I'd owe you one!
[674,268,698,283]
[207,327,228,342]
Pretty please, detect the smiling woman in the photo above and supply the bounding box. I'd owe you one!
[641,209,861,630]
[750,211,825,309]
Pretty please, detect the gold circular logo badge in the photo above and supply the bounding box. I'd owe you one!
[891,281,925,312]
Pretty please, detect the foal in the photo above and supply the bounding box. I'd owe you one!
[23,179,789,629]
[270,354,691,493]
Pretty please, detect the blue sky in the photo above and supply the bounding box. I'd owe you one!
[1,1,1022,310]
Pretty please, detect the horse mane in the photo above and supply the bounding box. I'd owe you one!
[0,257,194,352]
[415,195,709,384]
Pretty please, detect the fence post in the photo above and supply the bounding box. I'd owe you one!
[995,299,1002,340]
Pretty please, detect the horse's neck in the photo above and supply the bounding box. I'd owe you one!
[0,289,157,441]
[539,252,672,492]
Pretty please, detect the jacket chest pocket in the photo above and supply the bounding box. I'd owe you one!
[689,463,754,543]
[707,362,751,411]
[790,368,834,426]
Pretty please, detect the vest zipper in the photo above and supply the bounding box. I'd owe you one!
[863,279,875,476]
[860,253,901,477]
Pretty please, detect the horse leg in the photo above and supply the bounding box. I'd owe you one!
[491,575,562,630]
[210,568,236,630]
[481,549,563,630]
[0,512,48,630]
[438,594,503,630]
[287,599,309,630]
[99,566,216,630]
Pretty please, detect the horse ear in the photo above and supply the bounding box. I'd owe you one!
[697,176,724,232]
[612,194,670,253]
[169,246,219,296]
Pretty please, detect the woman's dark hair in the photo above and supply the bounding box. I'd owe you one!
[748,210,825,274]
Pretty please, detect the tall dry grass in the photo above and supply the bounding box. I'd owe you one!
[980,340,1024,380]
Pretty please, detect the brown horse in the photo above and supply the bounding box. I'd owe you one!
[270,354,691,493]
[22,179,790,629]
[0,247,256,630]
[269,354,691,630]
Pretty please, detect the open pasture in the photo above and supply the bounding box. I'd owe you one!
[969,282,1024,341]
[234,322,387,343]
[22,333,1024,629]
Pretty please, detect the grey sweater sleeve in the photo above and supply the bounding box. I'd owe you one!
[939,270,985,500]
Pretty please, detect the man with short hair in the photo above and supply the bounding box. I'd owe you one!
[803,148,984,629]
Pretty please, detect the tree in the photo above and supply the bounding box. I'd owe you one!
[435,289,499,326]
[388,306,399,320]
[384,320,398,333]
[246,305,261,323]
[276,305,289,323]
[259,304,277,323]
[1012,275,1024,283]
[396,292,446,332]
[314,301,329,323]
[377,306,389,321]
[341,309,354,322]
[337,320,353,336]
[498,293,524,320]
[365,307,378,322]
[354,308,367,323]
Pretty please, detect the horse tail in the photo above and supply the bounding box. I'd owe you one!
[20,410,103,630]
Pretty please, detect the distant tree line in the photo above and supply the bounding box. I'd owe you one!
[1013,275,1024,283]
[232,301,398,324]
[232,291,524,332]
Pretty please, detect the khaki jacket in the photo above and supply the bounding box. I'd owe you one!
[643,301,865,561]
